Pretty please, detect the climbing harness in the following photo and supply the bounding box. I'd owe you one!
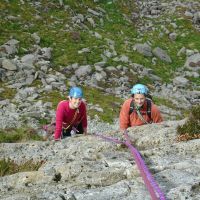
[95,130,166,200]
[135,108,150,124]
[129,98,152,123]
[62,109,79,131]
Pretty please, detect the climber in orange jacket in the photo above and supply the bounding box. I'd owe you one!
[120,84,163,131]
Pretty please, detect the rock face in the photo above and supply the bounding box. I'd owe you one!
[0,120,200,200]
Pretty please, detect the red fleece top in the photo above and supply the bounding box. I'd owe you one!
[120,98,163,130]
[54,100,87,139]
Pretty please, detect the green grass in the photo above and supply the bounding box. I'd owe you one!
[0,127,43,143]
[39,90,65,109]
[138,12,200,82]
[138,76,154,86]
[186,75,200,86]
[153,96,176,109]
[0,158,44,177]
[153,96,189,120]
[177,105,200,141]
[83,87,123,123]
[0,85,16,100]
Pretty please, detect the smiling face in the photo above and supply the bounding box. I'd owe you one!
[69,97,82,109]
[134,94,146,107]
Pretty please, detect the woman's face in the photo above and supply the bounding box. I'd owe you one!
[134,94,146,107]
[69,97,82,109]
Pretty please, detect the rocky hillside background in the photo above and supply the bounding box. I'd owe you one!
[0,0,200,131]
[0,1,200,200]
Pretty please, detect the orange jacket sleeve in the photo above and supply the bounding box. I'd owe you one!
[119,99,132,130]
[151,104,163,123]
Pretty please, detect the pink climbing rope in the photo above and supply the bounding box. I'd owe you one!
[95,130,166,200]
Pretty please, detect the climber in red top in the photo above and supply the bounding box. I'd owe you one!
[54,87,87,140]
[120,84,163,131]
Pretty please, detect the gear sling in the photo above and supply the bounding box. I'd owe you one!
[62,109,84,137]
[129,98,152,124]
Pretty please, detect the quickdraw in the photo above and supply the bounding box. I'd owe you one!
[95,130,166,200]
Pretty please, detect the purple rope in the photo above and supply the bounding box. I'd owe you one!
[95,133,123,144]
[94,131,166,200]
[124,132,165,200]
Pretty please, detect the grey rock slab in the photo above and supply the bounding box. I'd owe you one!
[152,47,172,63]
[133,43,153,57]
[1,59,17,71]
[184,53,200,71]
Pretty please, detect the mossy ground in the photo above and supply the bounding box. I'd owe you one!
[2,1,199,78]
[0,158,44,177]
[83,86,123,123]
[177,105,200,141]
[0,84,16,100]
[0,127,43,143]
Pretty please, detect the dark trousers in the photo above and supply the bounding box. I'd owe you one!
[62,123,84,137]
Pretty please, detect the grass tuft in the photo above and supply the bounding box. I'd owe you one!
[83,87,123,123]
[176,105,200,141]
[0,127,43,143]
[0,158,44,177]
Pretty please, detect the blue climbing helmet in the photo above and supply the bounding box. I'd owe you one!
[131,84,149,95]
[69,87,83,98]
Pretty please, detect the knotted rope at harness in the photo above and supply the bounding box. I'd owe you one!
[95,130,166,200]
